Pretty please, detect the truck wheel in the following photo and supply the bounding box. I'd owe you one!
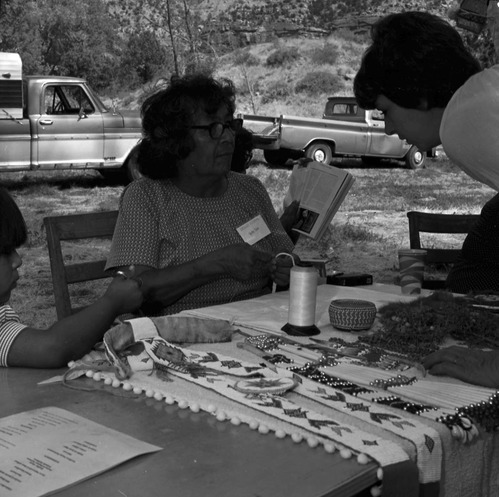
[405,146,426,169]
[100,145,142,184]
[263,148,301,168]
[361,156,382,166]
[305,142,332,164]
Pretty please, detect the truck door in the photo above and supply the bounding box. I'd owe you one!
[366,109,408,157]
[33,84,104,168]
[324,101,369,155]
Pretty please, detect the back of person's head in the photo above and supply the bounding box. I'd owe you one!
[138,73,237,180]
[0,187,27,255]
[354,11,481,110]
[231,127,254,173]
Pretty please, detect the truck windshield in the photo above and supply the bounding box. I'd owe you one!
[86,86,109,113]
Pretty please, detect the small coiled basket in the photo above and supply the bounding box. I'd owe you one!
[328,299,377,331]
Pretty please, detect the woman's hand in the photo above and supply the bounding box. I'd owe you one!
[423,346,499,388]
[280,200,300,234]
[214,243,273,281]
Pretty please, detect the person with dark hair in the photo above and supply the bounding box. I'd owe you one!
[354,10,499,295]
[106,74,295,316]
[0,187,143,368]
[354,10,499,387]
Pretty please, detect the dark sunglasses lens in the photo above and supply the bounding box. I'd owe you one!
[209,120,242,138]
[209,122,224,138]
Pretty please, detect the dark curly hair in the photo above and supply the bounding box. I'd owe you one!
[0,187,27,255]
[137,74,237,180]
[354,11,481,110]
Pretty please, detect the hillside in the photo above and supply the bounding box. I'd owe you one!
[193,0,453,50]
[116,31,366,119]
[111,0,492,120]
[215,35,366,118]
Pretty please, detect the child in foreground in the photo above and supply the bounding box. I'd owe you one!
[0,187,143,368]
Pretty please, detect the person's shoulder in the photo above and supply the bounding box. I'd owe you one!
[457,65,499,100]
[124,177,171,193]
[122,178,174,202]
[0,305,21,324]
[230,171,265,190]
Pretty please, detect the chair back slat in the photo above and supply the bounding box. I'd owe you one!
[406,211,479,289]
[43,211,119,320]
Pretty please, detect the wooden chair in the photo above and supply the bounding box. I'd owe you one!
[406,211,480,289]
[43,210,119,320]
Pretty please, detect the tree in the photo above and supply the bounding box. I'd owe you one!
[0,0,45,74]
[0,0,123,89]
[108,0,210,77]
[121,30,168,86]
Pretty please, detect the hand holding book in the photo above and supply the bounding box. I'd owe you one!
[286,161,355,241]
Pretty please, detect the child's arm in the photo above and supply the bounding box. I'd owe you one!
[6,276,143,368]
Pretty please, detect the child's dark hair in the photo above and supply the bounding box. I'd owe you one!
[0,187,27,255]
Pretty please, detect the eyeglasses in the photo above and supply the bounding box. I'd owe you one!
[187,118,243,139]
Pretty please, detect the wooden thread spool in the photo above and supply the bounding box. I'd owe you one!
[282,264,320,337]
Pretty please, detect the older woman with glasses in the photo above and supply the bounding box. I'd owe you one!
[106,74,295,316]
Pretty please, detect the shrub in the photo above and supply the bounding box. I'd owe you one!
[261,80,293,104]
[234,50,260,66]
[266,46,300,67]
[184,55,217,76]
[295,71,343,96]
[309,42,339,65]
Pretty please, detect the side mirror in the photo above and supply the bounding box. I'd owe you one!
[78,107,88,121]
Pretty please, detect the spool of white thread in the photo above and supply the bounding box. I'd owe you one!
[282,264,320,336]
[288,265,318,326]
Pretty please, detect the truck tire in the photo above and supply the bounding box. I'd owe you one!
[305,142,333,165]
[361,156,382,166]
[99,168,128,184]
[404,146,426,169]
[263,148,300,168]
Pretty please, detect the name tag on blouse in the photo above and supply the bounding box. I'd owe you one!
[237,215,271,245]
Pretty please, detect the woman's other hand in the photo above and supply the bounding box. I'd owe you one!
[423,345,499,388]
[280,200,300,234]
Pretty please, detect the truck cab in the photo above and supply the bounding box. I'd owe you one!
[0,52,141,181]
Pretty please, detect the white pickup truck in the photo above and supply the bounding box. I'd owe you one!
[0,52,142,181]
[240,96,428,169]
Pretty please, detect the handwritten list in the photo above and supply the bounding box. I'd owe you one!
[0,407,161,497]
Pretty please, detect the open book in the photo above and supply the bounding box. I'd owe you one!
[289,161,354,240]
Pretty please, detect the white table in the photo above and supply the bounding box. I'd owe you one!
[178,283,499,497]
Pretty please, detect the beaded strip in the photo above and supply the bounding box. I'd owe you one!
[454,392,499,433]
[246,335,496,438]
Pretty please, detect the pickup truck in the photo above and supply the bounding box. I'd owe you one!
[0,52,142,182]
[240,96,427,169]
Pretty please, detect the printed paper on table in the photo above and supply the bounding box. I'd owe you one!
[291,161,354,240]
[0,406,161,497]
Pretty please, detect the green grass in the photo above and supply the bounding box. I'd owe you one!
[4,155,494,329]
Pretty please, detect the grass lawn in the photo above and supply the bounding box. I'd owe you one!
[2,153,494,328]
